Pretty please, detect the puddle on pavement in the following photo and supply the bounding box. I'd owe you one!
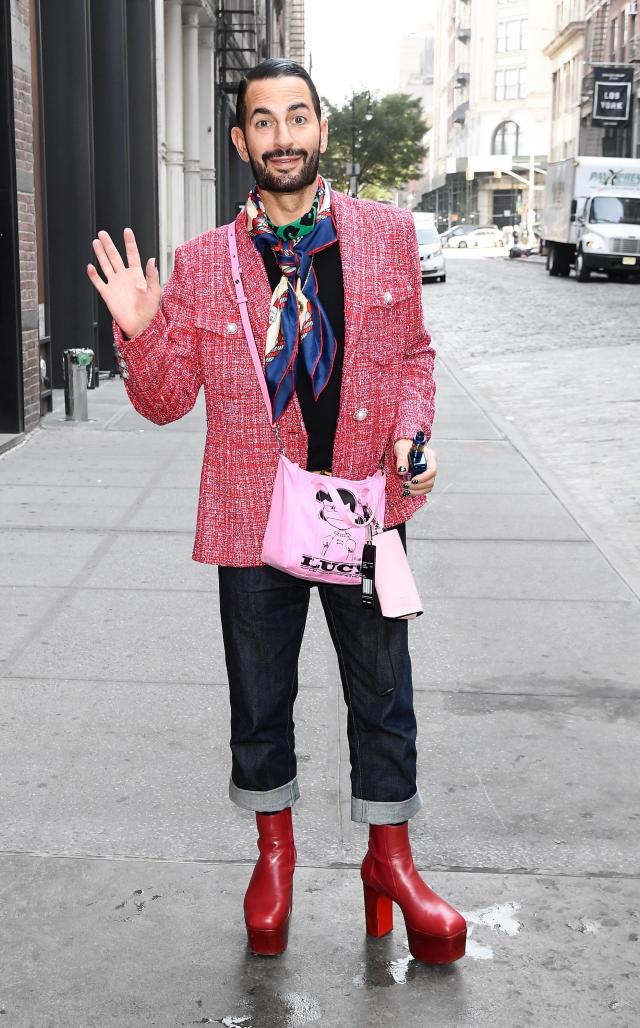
[209,989,321,1028]
[461,901,524,960]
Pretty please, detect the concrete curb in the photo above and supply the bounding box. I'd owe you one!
[436,350,640,603]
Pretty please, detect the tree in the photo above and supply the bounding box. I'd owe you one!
[320,91,427,196]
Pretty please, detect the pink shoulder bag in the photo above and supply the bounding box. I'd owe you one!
[227,221,386,586]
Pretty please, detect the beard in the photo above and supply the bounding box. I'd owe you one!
[248,144,321,194]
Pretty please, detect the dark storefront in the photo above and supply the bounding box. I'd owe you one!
[39,0,157,387]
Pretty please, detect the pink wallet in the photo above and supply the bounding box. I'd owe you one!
[373,529,423,620]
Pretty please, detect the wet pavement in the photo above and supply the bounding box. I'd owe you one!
[1,345,639,1026]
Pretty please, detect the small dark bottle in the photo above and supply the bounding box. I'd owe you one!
[406,430,427,480]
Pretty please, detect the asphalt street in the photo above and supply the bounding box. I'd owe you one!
[1,254,639,1027]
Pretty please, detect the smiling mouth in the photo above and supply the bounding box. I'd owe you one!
[268,155,303,169]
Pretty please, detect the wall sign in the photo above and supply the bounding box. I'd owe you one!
[592,66,634,125]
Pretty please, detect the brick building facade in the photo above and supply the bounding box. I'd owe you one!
[1,0,43,446]
[578,0,639,157]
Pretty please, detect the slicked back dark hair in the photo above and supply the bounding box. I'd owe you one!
[235,59,322,133]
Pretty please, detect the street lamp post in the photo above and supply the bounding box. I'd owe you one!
[348,90,374,197]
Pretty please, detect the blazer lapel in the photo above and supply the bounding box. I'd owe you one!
[331,189,367,363]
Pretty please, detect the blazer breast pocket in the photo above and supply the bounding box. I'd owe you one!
[361,277,415,365]
[194,308,256,399]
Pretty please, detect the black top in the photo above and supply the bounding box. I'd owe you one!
[261,241,345,471]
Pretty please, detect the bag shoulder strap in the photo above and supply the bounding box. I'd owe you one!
[227,221,275,429]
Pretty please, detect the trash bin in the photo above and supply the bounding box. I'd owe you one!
[63,348,94,421]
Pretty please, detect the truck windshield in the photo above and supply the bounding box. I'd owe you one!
[591,196,640,225]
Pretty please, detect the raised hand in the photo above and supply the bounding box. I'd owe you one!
[86,227,161,340]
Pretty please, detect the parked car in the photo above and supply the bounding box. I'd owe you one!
[414,224,446,283]
[447,227,504,249]
[440,224,476,246]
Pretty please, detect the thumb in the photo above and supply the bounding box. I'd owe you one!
[394,439,412,475]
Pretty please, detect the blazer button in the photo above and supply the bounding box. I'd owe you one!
[226,322,238,334]
[354,407,368,421]
[383,291,393,304]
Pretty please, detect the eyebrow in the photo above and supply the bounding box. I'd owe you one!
[250,102,311,120]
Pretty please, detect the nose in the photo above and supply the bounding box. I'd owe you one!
[273,117,294,152]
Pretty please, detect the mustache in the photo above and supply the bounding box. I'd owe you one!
[262,148,307,161]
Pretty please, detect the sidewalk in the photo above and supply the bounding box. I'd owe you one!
[1,359,638,1027]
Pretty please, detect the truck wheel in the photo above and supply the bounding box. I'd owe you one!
[548,244,559,276]
[575,250,590,282]
[458,240,467,249]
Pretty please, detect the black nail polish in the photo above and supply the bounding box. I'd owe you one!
[398,466,407,474]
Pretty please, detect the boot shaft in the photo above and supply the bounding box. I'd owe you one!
[255,808,296,865]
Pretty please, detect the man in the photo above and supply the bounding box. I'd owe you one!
[87,59,466,965]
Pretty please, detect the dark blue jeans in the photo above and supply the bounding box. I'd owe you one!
[217,523,422,824]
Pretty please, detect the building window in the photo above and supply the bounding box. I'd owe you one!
[495,67,527,100]
[492,120,521,156]
[620,12,627,63]
[610,18,617,62]
[497,18,528,52]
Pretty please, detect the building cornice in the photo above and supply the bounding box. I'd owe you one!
[543,21,586,59]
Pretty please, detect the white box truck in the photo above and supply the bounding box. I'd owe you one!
[541,156,640,281]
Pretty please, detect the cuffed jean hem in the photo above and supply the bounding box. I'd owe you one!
[351,787,423,825]
[228,774,300,812]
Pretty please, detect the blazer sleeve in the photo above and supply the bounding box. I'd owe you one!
[111,242,202,425]
[392,211,437,443]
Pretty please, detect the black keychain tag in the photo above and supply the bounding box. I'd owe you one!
[361,542,376,608]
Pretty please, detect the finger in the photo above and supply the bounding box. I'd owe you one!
[91,237,116,282]
[410,466,437,486]
[86,262,107,297]
[145,255,157,287]
[406,481,434,496]
[123,226,142,270]
[97,229,125,274]
[395,441,412,475]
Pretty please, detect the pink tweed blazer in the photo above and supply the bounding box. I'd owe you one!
[111,189,436,566]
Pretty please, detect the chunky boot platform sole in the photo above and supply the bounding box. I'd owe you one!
[246,921,290,956]
[363,881,467,965]
[245,883,293,956]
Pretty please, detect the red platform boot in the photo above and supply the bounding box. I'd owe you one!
[361,822,466,965]
[243,808,297,956]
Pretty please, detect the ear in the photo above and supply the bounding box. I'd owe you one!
[231,125,250,163]
[319,116,329,155]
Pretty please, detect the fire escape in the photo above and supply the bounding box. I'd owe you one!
[453,0,471,126]
[579,1,609,131]
[216,0,263,95]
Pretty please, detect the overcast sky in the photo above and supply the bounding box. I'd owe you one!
[305,0,435,106]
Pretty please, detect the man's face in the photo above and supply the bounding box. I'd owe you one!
[231,77,328,194]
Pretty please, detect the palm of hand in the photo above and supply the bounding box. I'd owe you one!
[86,227,161,339]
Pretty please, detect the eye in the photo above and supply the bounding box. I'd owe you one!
[255,119,270,129]
[292,115,306,125]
